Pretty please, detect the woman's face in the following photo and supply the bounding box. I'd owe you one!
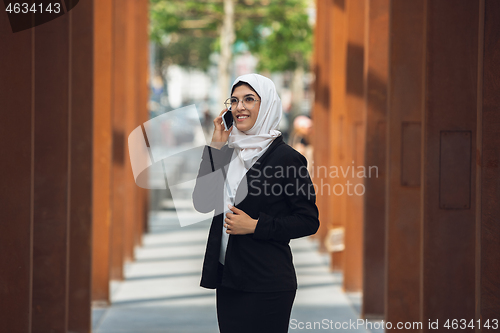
[231,85,260,132]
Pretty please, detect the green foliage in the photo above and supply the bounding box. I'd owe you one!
[160,34,215,71]
[150,0,222,70]
[149,0,313,73]
[236,0,313,72]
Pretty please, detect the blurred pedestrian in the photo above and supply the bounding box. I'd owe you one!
[289,115,313,173]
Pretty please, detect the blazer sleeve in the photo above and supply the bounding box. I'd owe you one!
[191,145,231,214]
[252,152,320,242]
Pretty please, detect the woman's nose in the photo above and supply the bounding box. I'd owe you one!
[236,100,246,110]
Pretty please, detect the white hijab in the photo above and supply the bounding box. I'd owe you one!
[227,73,283,169]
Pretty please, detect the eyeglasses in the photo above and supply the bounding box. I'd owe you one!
[224,96,260,111]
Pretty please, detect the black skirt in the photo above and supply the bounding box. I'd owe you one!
[216,263,296,333]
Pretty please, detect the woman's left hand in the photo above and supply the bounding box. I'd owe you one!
[224,204,258,235]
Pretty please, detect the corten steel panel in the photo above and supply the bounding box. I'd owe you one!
[0,16,33,333]
[475,2,485,327]
[110,0,128,281]
[310,0,320,236]
[310,0,330,252]
[133,0,141,246]
[318,0,334,251]
[123,0,137,263]
[67,0,93,331]
[328,0,347,271]
[422,0,478,329]
[143,0,151,242]
[362,0,388,318]
[32,13,71,332]
[135,0,150,245]
[63,0,80,11]
[92,0,113,303]
[401,122,422,187]
[319,0,333,251]
[480,0,500,322]
[439,131,472,209]
[343,0,365,292]
[386,0,424,329]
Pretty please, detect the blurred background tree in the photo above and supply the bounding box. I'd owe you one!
[237,0,313,118]
[149,0,222,71]
[150,0,313,118]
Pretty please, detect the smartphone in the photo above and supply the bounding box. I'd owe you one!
[222,110,234,131]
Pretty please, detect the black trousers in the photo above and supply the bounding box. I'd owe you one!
[216,263,296,333]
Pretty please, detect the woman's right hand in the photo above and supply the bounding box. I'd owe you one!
[210,108,233,150]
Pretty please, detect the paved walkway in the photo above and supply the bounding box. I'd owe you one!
[92,210,382,333]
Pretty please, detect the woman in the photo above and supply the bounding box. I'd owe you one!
[192,73,319,333]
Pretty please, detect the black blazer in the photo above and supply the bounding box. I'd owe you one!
[192,135,320,292]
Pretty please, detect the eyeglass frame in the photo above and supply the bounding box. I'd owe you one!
[224,95,260,111]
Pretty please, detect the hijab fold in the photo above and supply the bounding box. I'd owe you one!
[227,74,283,169]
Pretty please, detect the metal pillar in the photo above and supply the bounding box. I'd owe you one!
[343,0,365,292]
[68,0,94,330]
[110,0,128,281]
[92,0,113,304]
[327,0,347,272]
[385,0,425,329]
[362,0,389,319]
[477,0,500,325]
[422,0,479,328]
[0,13,34,333]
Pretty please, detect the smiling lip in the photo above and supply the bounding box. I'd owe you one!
[236,115,249,122]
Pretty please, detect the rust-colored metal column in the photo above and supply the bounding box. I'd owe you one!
[92,0,113,303]
[422,0,479,329]
[134,0,150,246]
[343,0,365,292]
[0,15,33,333]
[362,0,388,319]
[110,0,128,281]
[327,0,347,272]
[385,0,425,329]
[478,0,500,324]
[32,12,71,332]
[123,0,138,263]
[67,0,94,331]
[311,0,331,252]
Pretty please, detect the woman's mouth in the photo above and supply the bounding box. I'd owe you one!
[236,115,249,121]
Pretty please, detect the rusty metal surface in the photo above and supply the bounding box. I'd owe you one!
[68,0,94,331]
[309,0,499,326]
[135,0,150,246]
[362,0,389,318]
[123,0,137,264]
[32,14,71,332]
[0,15,33,333]
[311,0,330,252]
[110,0,128,281]
[401,122,422,187]
[439,131,472,209]
[479,0,500,322]
[422,0,479,329]
[386,0,425,329]
[343,0,365,292]
[92,0,113,303]
[0,0,150,329]
[327,0,347,272]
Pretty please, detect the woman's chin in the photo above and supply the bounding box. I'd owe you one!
[236,123,250,132]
